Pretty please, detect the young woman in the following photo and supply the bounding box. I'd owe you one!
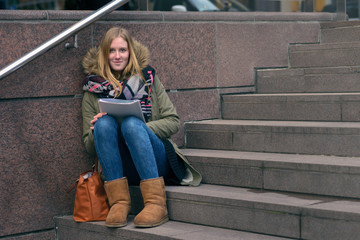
[81,27,201,228]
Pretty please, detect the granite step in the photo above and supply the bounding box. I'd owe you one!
[288,42,360,68]
[160,184,360,240]
[256,66,360,93]
[182,148,360,198]
[221,93,360,122]
[54,215,290,240]
[184,119,360,157]
[321,21,360,44]
[56,184,360,240]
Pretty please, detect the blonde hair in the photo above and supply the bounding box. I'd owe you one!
[97,27,143,97]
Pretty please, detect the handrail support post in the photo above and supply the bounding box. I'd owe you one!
[336,0,347,21]
[65,34,78,49]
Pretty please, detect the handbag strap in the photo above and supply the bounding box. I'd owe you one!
[66,157,99,193]
[66,179,79,193]
[93,157,99,173]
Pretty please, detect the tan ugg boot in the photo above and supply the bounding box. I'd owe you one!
[104,177,131,227]
[134,177,169,227]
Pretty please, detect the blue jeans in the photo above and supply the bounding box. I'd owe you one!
[93,115,169,185]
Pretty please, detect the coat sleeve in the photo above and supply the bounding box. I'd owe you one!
[82,91,99,157]
[146,76,180,138]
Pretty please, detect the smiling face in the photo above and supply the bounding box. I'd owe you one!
[108,37,129,74]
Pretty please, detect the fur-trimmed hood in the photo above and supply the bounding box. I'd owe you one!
[82,39,150,75]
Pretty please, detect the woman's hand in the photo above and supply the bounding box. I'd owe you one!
[90,112,107,131]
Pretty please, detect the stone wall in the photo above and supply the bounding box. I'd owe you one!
[0,10,335,239]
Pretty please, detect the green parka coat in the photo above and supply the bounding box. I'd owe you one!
[81,40,201,186]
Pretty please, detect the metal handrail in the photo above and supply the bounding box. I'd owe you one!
[0,0,129,80]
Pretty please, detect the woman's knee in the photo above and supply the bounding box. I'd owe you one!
[94,115,118,133]
[121,116,143,135]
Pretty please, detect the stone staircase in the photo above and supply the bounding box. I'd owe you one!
[55,21,360,239]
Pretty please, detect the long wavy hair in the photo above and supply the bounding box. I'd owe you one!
[97,27,143,97]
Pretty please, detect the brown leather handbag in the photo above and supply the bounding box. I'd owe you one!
[67,158,109,222]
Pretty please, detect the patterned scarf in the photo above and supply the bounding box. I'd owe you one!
[83,66,155,122]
